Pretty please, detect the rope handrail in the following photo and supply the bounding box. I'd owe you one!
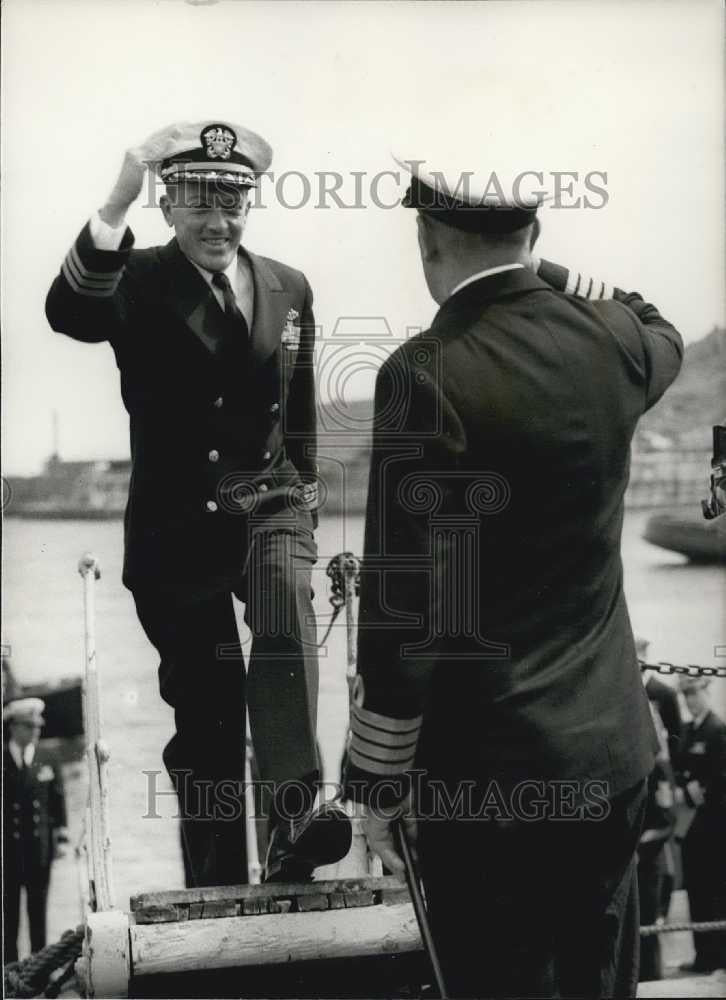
[3,927,84,999]
[640,918,726,937]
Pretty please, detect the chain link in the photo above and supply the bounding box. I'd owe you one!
[639,660,726,680]
[318,555,725,683]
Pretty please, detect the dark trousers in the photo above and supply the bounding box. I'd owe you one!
[637,851,665,981]
[3,870,50,962]
[681,822,726,969]
[417,778,647,998]
[134,522,319,888]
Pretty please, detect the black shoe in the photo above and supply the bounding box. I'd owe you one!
[264,801,352,883]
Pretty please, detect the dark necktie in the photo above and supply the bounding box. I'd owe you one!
[212,272,250,354]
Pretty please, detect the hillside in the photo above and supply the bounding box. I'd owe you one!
[637,325,725,448]
[317,326,726,513]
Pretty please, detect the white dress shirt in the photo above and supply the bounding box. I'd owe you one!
[448,262,524,301]
[89,212,254,328]
[8,740,35,769]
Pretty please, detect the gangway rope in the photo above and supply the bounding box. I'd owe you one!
[12,561,720,998]
[640,919,726,937]
[317,552,361,648]
[3,927,84,999]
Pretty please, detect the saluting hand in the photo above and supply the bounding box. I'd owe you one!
[100,123,189,227]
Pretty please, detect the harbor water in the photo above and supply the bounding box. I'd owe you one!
[2,510,724,951]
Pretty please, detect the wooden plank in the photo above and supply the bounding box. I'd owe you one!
[131,876,409,923]
[241,899,265,916]
[297,895,329,913]
[381,886,410,906]
[343,891,375,908]
[202,901,239,919]
[130,875,403,911]
[130,902,422,976]
[134,904,182,925]
[638,973,726,998]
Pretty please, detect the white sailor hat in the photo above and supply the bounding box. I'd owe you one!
[395,150,548,234]
[3,697,45,725]
[158,121,273,187]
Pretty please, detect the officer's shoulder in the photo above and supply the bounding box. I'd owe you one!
[545,285,623,320]
[125,245,166,278]
[547,288,642,347]
[252,253,308,292]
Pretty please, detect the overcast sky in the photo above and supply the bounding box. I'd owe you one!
[2,0,724,475]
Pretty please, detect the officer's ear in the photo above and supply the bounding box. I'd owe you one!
[416,213,439,263]
[528,216,540,250]
[159,194,174,228]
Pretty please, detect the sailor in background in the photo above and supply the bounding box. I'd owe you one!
[3,698,68,962]
[46,122,350,886]
[345,153,684,996]
[638,636,683,763]
[637,634,681,925]
[636,701,675,982]
[675,676,726,972]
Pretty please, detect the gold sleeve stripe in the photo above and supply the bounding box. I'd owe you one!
[566,271,616,302]
[348,745,416,776]
[61,260,118,298]
[351,714,420,749]
[352,703,422,735]
[351,735,418,762]
[69,244,124,281]
[349,734,417,764]
[62,247,123,296]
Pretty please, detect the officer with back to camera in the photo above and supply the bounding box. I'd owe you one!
[345,153,684,997]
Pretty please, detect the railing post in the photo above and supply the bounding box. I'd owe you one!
[78,552,114,913]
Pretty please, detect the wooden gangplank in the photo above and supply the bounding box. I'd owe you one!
[130,874,410,923]
[81,876,426,998]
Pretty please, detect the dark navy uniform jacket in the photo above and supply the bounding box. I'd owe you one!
[676,709,726,836]
[346,261,683,806]
[46,225,317,601]
[3,747,67,878]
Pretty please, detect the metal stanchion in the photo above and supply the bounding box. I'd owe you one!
[77,552,114,912]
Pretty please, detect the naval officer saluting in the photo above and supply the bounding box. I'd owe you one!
[345,152,684,996]
[46,121,350,886]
